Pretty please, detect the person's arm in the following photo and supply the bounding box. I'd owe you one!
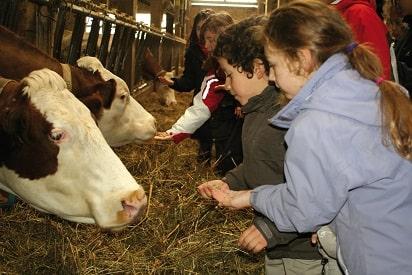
[397,61,412,97]
[222,163,249,191]
[253,214,302,249]
[213,115,356,232]
[250,117,353,233]
[167,76,225,143]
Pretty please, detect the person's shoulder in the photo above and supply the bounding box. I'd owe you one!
[343,2,380,19]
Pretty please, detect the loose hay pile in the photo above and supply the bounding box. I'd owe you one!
[0,90,264,274]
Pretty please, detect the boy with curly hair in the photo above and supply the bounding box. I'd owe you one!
[197,16,322,274]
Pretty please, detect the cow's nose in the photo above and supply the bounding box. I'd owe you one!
[119,189,147,223]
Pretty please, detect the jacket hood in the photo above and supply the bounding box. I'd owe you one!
[332,0,376,12]
[270,53,381,129]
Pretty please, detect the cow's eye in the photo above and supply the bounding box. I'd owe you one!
[49,129,66,143]
[120,94,127,100]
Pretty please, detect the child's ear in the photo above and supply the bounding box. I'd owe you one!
[297,48,315,77]
[253,58,266,79]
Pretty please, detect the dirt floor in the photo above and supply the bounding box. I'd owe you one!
[0,89,264,274]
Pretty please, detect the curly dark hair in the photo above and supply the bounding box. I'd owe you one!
[213,15,269,79]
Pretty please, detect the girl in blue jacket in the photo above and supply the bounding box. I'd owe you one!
[209,1,412,275]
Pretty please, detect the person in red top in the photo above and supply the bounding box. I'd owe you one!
[324,0,392,79]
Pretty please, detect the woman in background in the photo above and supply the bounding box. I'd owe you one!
[158,9,216,164]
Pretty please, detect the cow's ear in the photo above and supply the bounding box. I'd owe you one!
[80,94,103,121]
[94,79,116,109]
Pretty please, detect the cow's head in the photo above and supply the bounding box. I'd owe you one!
[76,57,156,147]
[0,69,147,230]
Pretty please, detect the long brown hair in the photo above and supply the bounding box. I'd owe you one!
[265,0,412,160]
[200,12,234,71]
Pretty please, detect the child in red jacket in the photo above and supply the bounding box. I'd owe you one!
[155,12,243,175]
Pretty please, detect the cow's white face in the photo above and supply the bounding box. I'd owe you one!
[77,57,156,147]
[0,69,147,230]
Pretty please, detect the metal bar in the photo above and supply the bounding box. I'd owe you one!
[97,20,112,65]
[85,17,101,56]
[106,24,124,71]
[53,7,67,60]
[3,0,18,30]
[60,3,137,29]
[114,27,134,74]
[67,12,86,64]
[135,31,148,84]
[0,1,8,26]
[33,1,186,45]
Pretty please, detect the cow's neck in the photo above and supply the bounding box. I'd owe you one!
[0,26,63,79]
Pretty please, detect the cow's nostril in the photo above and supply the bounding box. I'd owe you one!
[120,190,147,221]
[121,200,137,217]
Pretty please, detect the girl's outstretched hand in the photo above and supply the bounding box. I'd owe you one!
[197,180,229,199]
[211,189,252,210]
[154,131,173,141]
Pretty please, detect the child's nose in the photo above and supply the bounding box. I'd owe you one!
[225,79,231,90]
[268,68,276,82]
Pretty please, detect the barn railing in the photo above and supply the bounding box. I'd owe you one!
[0,0,186,93]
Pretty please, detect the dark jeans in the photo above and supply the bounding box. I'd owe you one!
[213,119,243,176]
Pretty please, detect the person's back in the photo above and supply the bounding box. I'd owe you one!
[286,53,412,274]
[328,0,392,79]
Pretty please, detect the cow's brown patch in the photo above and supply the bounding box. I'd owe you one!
[0,81,59,179]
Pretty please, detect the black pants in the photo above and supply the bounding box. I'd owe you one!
[192,120,213,165]
[213,118,243,176]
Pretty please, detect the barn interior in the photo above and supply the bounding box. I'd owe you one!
[0,0,281,273]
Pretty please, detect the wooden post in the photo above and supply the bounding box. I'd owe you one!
[151,0,163,29]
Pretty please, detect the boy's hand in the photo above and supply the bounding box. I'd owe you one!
[211,189,252,210]
[158,76,174,86]
[234,106,243,118]
[197,180,229,199]
[239,225,267,253]
[311,232,318,245]
[154,131,173,141]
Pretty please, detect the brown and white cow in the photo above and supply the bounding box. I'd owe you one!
[157,71,177,106]
[0,25,156,147]
[143,48,177,106]
[0,69,147,230]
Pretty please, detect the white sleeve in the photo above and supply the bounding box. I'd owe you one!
[167,91,211,135]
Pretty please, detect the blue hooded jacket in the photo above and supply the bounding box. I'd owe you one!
[250,53,412,275]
